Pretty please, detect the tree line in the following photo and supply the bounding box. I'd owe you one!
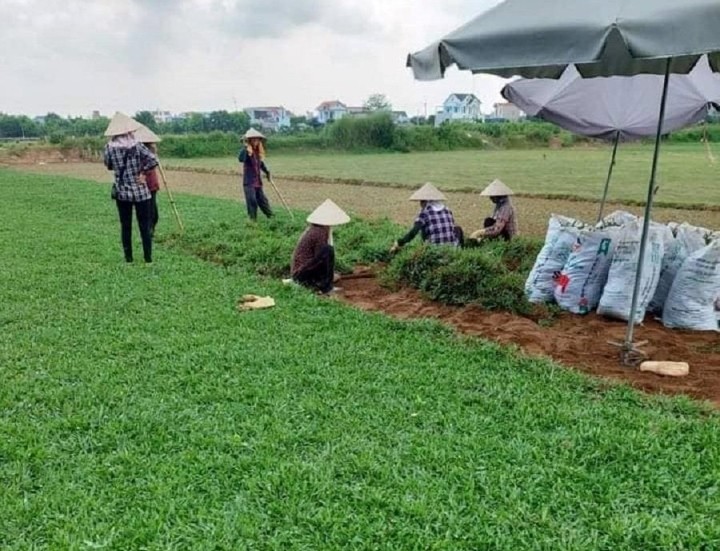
[0,110,253,140]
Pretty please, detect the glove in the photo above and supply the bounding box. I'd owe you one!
[470,229,486,240]
[389,241,401,254]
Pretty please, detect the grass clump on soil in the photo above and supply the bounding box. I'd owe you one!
[3,169,720,549]
[381,238,542,315]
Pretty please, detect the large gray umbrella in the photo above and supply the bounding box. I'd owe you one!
[407,0,720,80]
[502,57,720,141]
[407,0,720,365]
[501,56,720,220]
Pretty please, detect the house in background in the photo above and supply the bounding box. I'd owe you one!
[391,111,411,125]
[346,106,370,117]
[435,93,483,126]
[151,110,174,124]
[244,106,292,132]
[316,100,348,124]
[492,102,525,121]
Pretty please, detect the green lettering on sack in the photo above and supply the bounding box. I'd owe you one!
[597,239,611,256]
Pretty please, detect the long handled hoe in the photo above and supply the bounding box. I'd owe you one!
[158,163,185,233]
[268,176,294,219]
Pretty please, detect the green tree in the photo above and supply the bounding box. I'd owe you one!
[134,111,159,132]
[363,94,392,112]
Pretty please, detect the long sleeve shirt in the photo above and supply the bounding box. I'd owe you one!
[292,225,331,276]
[238,147,270,188]
[484,199,517,240]
[398,203,459,246]
[104,143,158,202]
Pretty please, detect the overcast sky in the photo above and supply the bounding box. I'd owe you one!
[1,0,508,118]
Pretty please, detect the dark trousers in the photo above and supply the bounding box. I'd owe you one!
[293,245,335,293]
[116,199,153,263]
[243,185,273,220]
[455,225,465,247]
[150,191,159,234]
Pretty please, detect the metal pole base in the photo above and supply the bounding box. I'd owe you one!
[608,340,649,367]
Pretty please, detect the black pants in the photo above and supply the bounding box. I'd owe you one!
[455,225,465,247]
[150,191,159,234]
[293,245,335,293]
[243,185,273,220]
[116,199,153,263]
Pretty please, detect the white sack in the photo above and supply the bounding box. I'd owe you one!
[662,240,720,331]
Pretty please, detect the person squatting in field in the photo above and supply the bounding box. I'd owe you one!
[103,113,159,263]
[238,128,273,221]
[469,179,518,242]
[134,125,162,237]
[389,182,463,254]
[291,199,350,294]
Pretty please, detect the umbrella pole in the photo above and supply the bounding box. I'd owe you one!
[158,163,185,234]
[597,131,620,223]
[619,58,671,367]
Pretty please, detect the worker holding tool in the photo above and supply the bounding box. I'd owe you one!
[238,128,273,221]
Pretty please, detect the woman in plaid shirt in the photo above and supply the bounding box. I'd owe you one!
[390,183,462,253]
[103,113,159,263]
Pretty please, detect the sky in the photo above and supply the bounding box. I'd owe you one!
[0,0,508,118]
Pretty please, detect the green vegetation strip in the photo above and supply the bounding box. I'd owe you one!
[2,169,720,550]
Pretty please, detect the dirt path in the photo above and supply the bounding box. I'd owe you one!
[338,268,720,406]
[12,162,720,237]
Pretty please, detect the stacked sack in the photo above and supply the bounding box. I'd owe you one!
[597,219,668,323]
[661,228,720,332]
[525,214,585,304]
[525,212,719,331]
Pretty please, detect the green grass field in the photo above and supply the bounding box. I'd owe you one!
[166,143,720,205]
[2,168,720,549]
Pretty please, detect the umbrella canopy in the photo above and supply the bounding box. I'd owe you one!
[502,56,720,141]
[407,0,720,80]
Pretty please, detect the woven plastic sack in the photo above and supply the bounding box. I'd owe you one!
[649,223,709,313]
[553,227,618,314]
[596,210,638,229]
[597,220,665,323]
[525,215,583,303]
[662,241,720,331]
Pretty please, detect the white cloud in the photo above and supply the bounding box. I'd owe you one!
[0,0,506,117]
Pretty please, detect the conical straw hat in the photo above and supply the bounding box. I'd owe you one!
[243,128,266,140]
[104,112,142,137]
[480,179,514,196]
[307,199,351,226]
[134,123,162,143]
[409,182,446,201]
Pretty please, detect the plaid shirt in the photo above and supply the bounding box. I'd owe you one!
[407,204,459,245]
[485,198,517,240]
[104,143,159,202]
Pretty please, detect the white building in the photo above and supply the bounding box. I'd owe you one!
[492,102,525,121]
[316,100,348,124]
[243,107,292,131]
[435,94,483,126]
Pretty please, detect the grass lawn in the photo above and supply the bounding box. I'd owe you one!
[165,143,720,205]
[1,168,720,549]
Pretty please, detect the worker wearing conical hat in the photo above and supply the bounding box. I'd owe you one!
[135,123,162,237]
[470,179,517,242]
[103,112,159,263]
[291,199,350,294]
[238,128,273,221]
[390,183,462,254]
